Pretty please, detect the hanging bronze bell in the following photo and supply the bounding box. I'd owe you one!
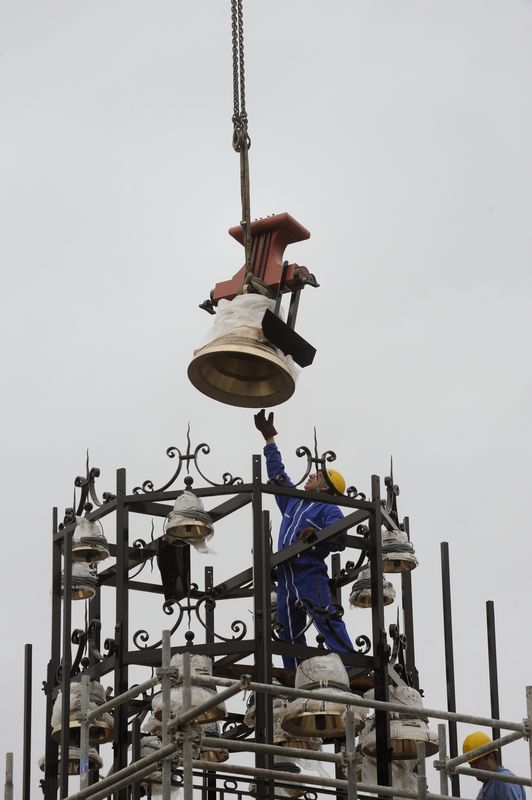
[281,654,365,739]
[51,680,113,745]
[361,686,438,759]
[164,490,214,545]
[348,565,396,609]
[38,747,103,776]
[61,563,98,602]
[187,295,296,408]
[71,516,110,564]
[381,528,418,573]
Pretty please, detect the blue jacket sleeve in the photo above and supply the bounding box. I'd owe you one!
[263,443,294,513]
[317,503,346,555]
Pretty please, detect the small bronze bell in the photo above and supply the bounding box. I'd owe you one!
[71,516,110,563]
[361,686,438,759]
[281,654,365,739]
[381,528,418,573]
[164,490,214,545]
[349,566,396,609]
[51,680,113,745]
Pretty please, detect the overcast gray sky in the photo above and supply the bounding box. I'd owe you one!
[1,1,531,796]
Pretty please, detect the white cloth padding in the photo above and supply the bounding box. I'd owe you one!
[51,682,112,729]
[170,653,213,677]
[349,566,396,607]
[295,653,350,689]
[152,685,226,721]
[73,516,105,543]
[361,686,438,756]
[198,294,299,382]
[362,755,417,798]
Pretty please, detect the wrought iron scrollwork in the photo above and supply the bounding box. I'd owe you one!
[389,614,411,685]
[384,456,400,524]
[291,428,367,501]
[132,424,243,494]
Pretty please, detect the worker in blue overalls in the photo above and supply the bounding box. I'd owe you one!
[255,409,354,669]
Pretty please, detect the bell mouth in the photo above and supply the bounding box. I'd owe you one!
[281,711,345,739]
[165,519,213,542]
[52,717,113,746]
[188,338,295,408]
[72,542,110,563]
[382,556,417,573]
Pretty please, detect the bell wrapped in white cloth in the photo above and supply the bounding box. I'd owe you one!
[360,686,438,759]
[164,490,214,551]
[381,527,418,573]
[51,680,113,745]
[281,654,365,739]
[71,515,109,563]
[152,653,226,725]
[349,565,395,609]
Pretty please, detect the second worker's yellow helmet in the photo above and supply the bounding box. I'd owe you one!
[462,732,496,763]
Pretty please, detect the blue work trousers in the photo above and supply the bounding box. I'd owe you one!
[276,559,354,669]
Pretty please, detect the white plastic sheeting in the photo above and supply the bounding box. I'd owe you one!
[38,747,103,775]
[199,294,299,382]
[294,653,350,689]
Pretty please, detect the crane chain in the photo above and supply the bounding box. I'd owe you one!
[231,0,252,274]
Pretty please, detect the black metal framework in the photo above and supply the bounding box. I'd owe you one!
[37,435,429,799]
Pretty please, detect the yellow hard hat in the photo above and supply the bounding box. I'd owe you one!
[462,732,496,763]
[325,468,346,495]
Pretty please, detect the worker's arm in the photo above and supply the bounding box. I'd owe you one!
[254,410,294,511]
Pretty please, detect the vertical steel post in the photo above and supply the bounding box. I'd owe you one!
[114,468,129,800]
[438,723,449,797]
[203,567,217,800]
[161,630,172,800]
[22,643,32,800]
[252,456,273,800]
[45,508,61,800]
[440,542,460,797]
[4,753,13,800]
[131,717,142,800]
[401,517,419,690]
[88,586,101,788]
[526,687,532,792]
[416,742,427,800]
[369,475,391,793]
[345,708,358,800]
[486,601,501,757]
[183,653,193,800]
[79,673,90,791]
[60,524,73,799]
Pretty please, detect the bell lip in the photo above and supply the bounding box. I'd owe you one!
[51,718,113,745]
[281,711,346,739]
[362,738,439,759]
[71,543,110,563]
[188,340,296,409]
[382,553,418,575]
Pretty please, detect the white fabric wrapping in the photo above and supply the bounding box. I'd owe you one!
[362,755,417,798]
[51,681,112,729]
[198,294,299,382]
[348,566,396,607]
[152,685,226,721]
[295,654,350,689]
[165,490,214,553]
[73,516,105,543]
[170,653,213,677]
[361,687,438,757]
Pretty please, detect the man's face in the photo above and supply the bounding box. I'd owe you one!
[304,472,325,491]
[471,753,497,781]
